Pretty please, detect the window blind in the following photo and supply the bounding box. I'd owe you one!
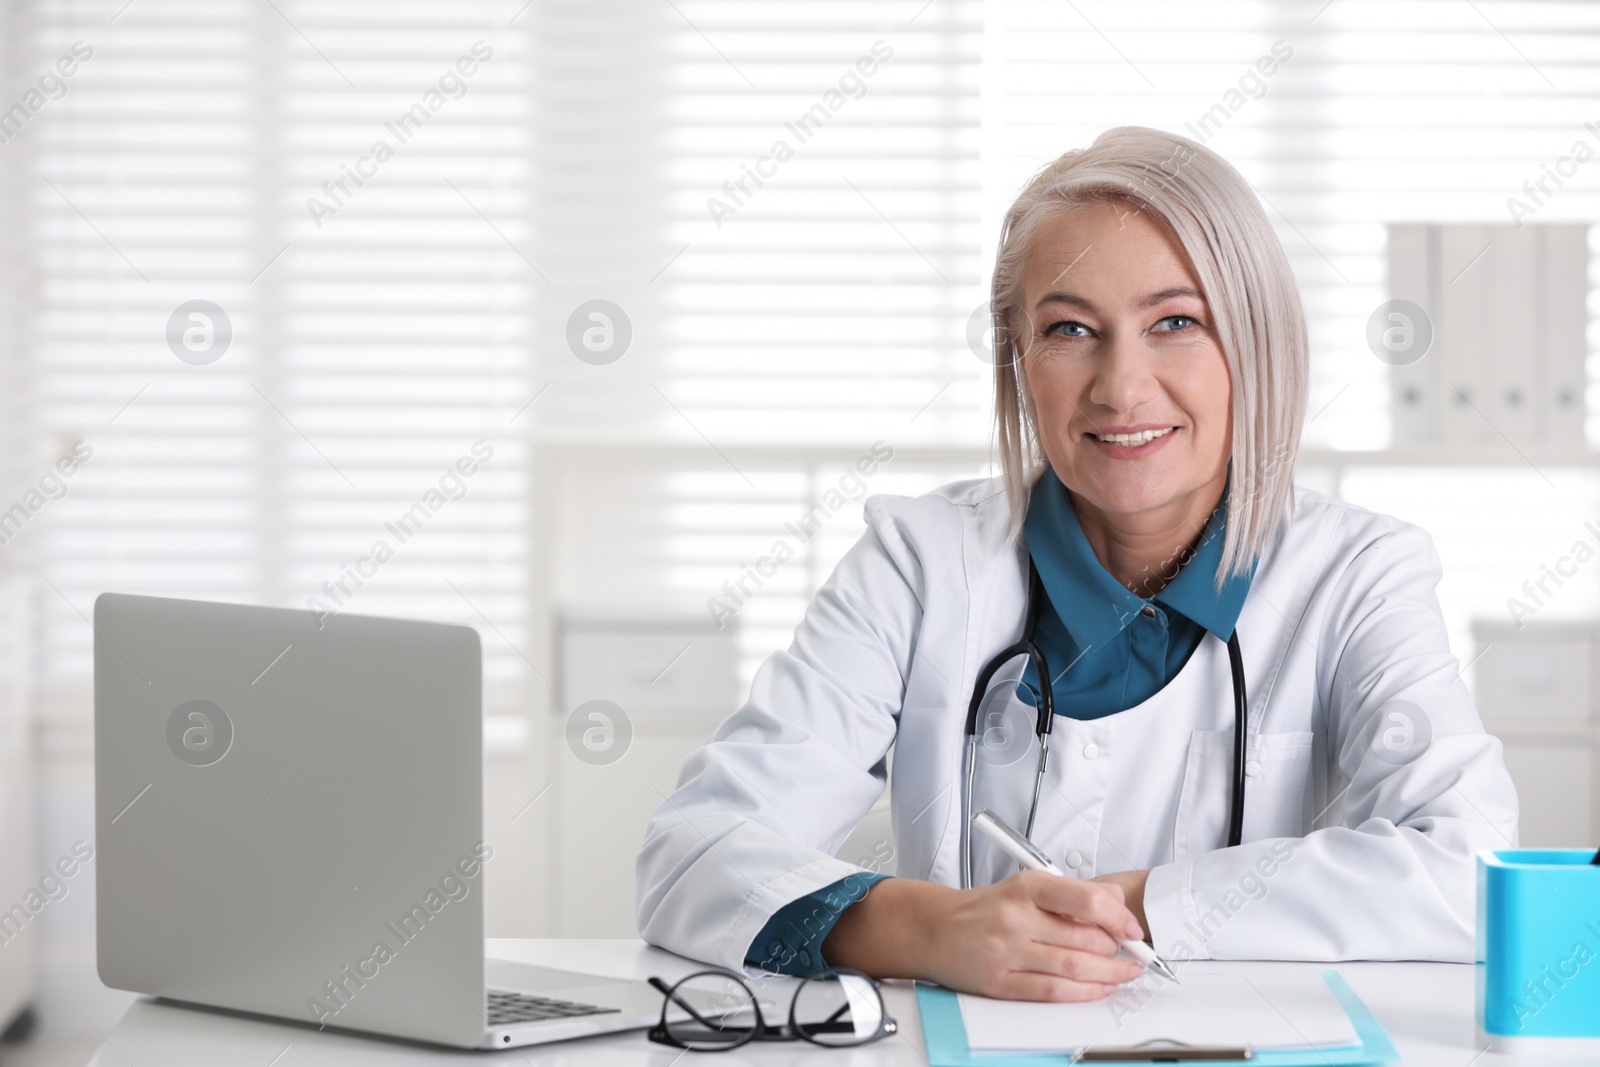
[11,1,536,718]
[527,0,988,677]
[984,0,1600,680]
[12,0,1600,728]
[986,0,1599,451]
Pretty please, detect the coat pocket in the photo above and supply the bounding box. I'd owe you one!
[1173,730,1315,862]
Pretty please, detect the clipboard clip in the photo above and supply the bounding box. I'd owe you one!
[1079,1038,1255,1062]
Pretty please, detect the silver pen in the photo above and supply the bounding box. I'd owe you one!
[971,808,1180,983]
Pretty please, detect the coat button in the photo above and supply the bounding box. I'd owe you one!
[1065,851,1084,869]
[1140,605,1157,618]
[1244,759,1262,777]
[1082,742,1099,759]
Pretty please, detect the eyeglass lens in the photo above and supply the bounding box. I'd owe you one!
[659,971,760,1050]
[791,971,889,1047]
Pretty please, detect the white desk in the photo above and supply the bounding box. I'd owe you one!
[86,939,1522,1065]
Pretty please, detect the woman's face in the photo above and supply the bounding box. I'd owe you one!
[1016,201,1232,523]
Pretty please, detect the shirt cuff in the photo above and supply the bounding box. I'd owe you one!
[744,872,891,976]
[1142,859,1205,963]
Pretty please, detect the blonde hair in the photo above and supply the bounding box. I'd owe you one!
[991,126,1308,585]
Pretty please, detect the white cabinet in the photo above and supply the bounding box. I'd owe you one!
[548,616,738,936]
[1471,620,1600,846]
[551,732,722,936]
[1501,746,1594,848]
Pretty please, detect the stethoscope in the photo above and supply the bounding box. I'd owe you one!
[958,554,1249,889]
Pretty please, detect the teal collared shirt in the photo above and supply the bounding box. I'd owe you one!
[1020,466,1255,719]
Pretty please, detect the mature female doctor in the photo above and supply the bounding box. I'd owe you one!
[637,126,1518,1001]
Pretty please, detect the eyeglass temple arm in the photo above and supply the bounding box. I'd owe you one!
[818,977,883,1027]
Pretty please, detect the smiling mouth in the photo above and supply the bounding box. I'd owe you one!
[1088,427,1177,445]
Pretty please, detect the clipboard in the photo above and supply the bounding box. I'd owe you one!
[913,970,1399,1067]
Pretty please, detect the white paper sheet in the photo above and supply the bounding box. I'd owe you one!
[958,971,1361,1053]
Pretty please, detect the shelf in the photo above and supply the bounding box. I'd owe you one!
[1299,446,1600,469]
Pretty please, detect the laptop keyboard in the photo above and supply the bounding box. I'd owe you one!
[486,989,622,1027]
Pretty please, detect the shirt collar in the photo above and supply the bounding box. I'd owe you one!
[1022,467,1255,648]
[1023,467,1142,652]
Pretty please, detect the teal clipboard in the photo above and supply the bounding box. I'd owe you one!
[914,970,1399,1066]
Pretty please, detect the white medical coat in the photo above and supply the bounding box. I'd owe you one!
[636,479,1519,968]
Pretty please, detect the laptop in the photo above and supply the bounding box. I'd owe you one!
[93,592,664,1049]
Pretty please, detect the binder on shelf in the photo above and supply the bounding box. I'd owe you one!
[1387,222,1591,451]
[913,970,1398,1067]
[1543,225,1589,446]
[1387,223,1435,448]
[1488,226,1540,442]
[1436,224,1496,445]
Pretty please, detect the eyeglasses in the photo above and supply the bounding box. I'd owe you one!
[647,967,898,1051]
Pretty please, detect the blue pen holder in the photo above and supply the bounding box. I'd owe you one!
[1477,850,1600,1054]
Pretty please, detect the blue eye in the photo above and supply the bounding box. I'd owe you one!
[1157,315,1196,331]
[1045,320,1091,338]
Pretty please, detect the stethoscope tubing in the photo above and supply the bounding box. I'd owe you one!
[959,554,1248,889]
[1225,629,1248,851]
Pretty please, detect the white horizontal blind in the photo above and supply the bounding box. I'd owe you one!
[525,0,988,447]
[20,0,1599,719]
[986,0,1600,452]
[986,0,1600,673]
[10,1,536,714]
[8,0,990,717]
[522,0,993,684]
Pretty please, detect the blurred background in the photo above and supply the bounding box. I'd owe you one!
[0,0,1597,1060]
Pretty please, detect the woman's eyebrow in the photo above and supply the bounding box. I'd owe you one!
[1034,291,1098,312]
[1034,285,1204,312]
[1136,285,1204,309]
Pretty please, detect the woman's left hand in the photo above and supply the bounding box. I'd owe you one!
[1091,869,1150,940]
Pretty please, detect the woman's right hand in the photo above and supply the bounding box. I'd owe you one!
[823,872,1147,1001]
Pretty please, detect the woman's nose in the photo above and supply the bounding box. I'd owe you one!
[1086,331,1158,414]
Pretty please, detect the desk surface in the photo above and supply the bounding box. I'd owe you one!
[87,939,1519,1065]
